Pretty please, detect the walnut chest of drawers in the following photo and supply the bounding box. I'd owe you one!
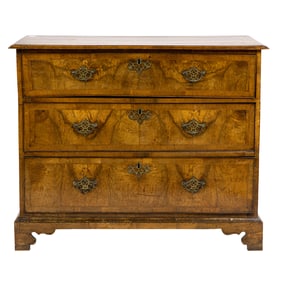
[10,36,267,250]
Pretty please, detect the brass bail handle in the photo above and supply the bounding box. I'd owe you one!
[71,66,96,82]
[182,119,207,136]
[72,119,98,137]
[73,176,97,194]
[182,176,206,193]
[182,67,206,83]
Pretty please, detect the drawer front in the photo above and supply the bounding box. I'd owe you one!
[24,103,255,152]
[25,157,254,213]
[22,52,256,98]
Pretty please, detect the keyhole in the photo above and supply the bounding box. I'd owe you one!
[137,162,141,168]
[137,58,141,64]
[138,109,142,115]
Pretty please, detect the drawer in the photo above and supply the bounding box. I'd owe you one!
[24,103,255,152]
[25,157,254,213]
[22,52,256,98]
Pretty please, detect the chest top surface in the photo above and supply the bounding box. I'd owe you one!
[10,35,267,50]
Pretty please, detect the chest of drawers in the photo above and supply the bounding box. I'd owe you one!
[10,36,267,250]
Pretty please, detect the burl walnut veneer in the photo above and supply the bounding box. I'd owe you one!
[10,36,267,250]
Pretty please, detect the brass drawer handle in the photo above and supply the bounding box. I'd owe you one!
[72,119,98,137]
[182,119,207,136]
[128,162,151,179]
[128,58,151,74]
[73,176,97,194]
[182,67,206,83]
[182,177,206,193]
[71,66,96,82]
[128,108,152,124]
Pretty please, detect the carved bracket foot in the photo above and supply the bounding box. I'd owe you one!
[15,231,36,250]
[221,220,263,250]
[15,218,56,251]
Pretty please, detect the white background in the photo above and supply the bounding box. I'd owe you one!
[0,0,280,281]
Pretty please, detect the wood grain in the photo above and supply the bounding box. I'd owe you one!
[24,103,255,152]
[24,157,254,213]
[22,52,256,98]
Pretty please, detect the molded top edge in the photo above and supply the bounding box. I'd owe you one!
[10,35,268,50]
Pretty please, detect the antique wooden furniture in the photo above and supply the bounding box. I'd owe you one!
[10,36,267,250]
